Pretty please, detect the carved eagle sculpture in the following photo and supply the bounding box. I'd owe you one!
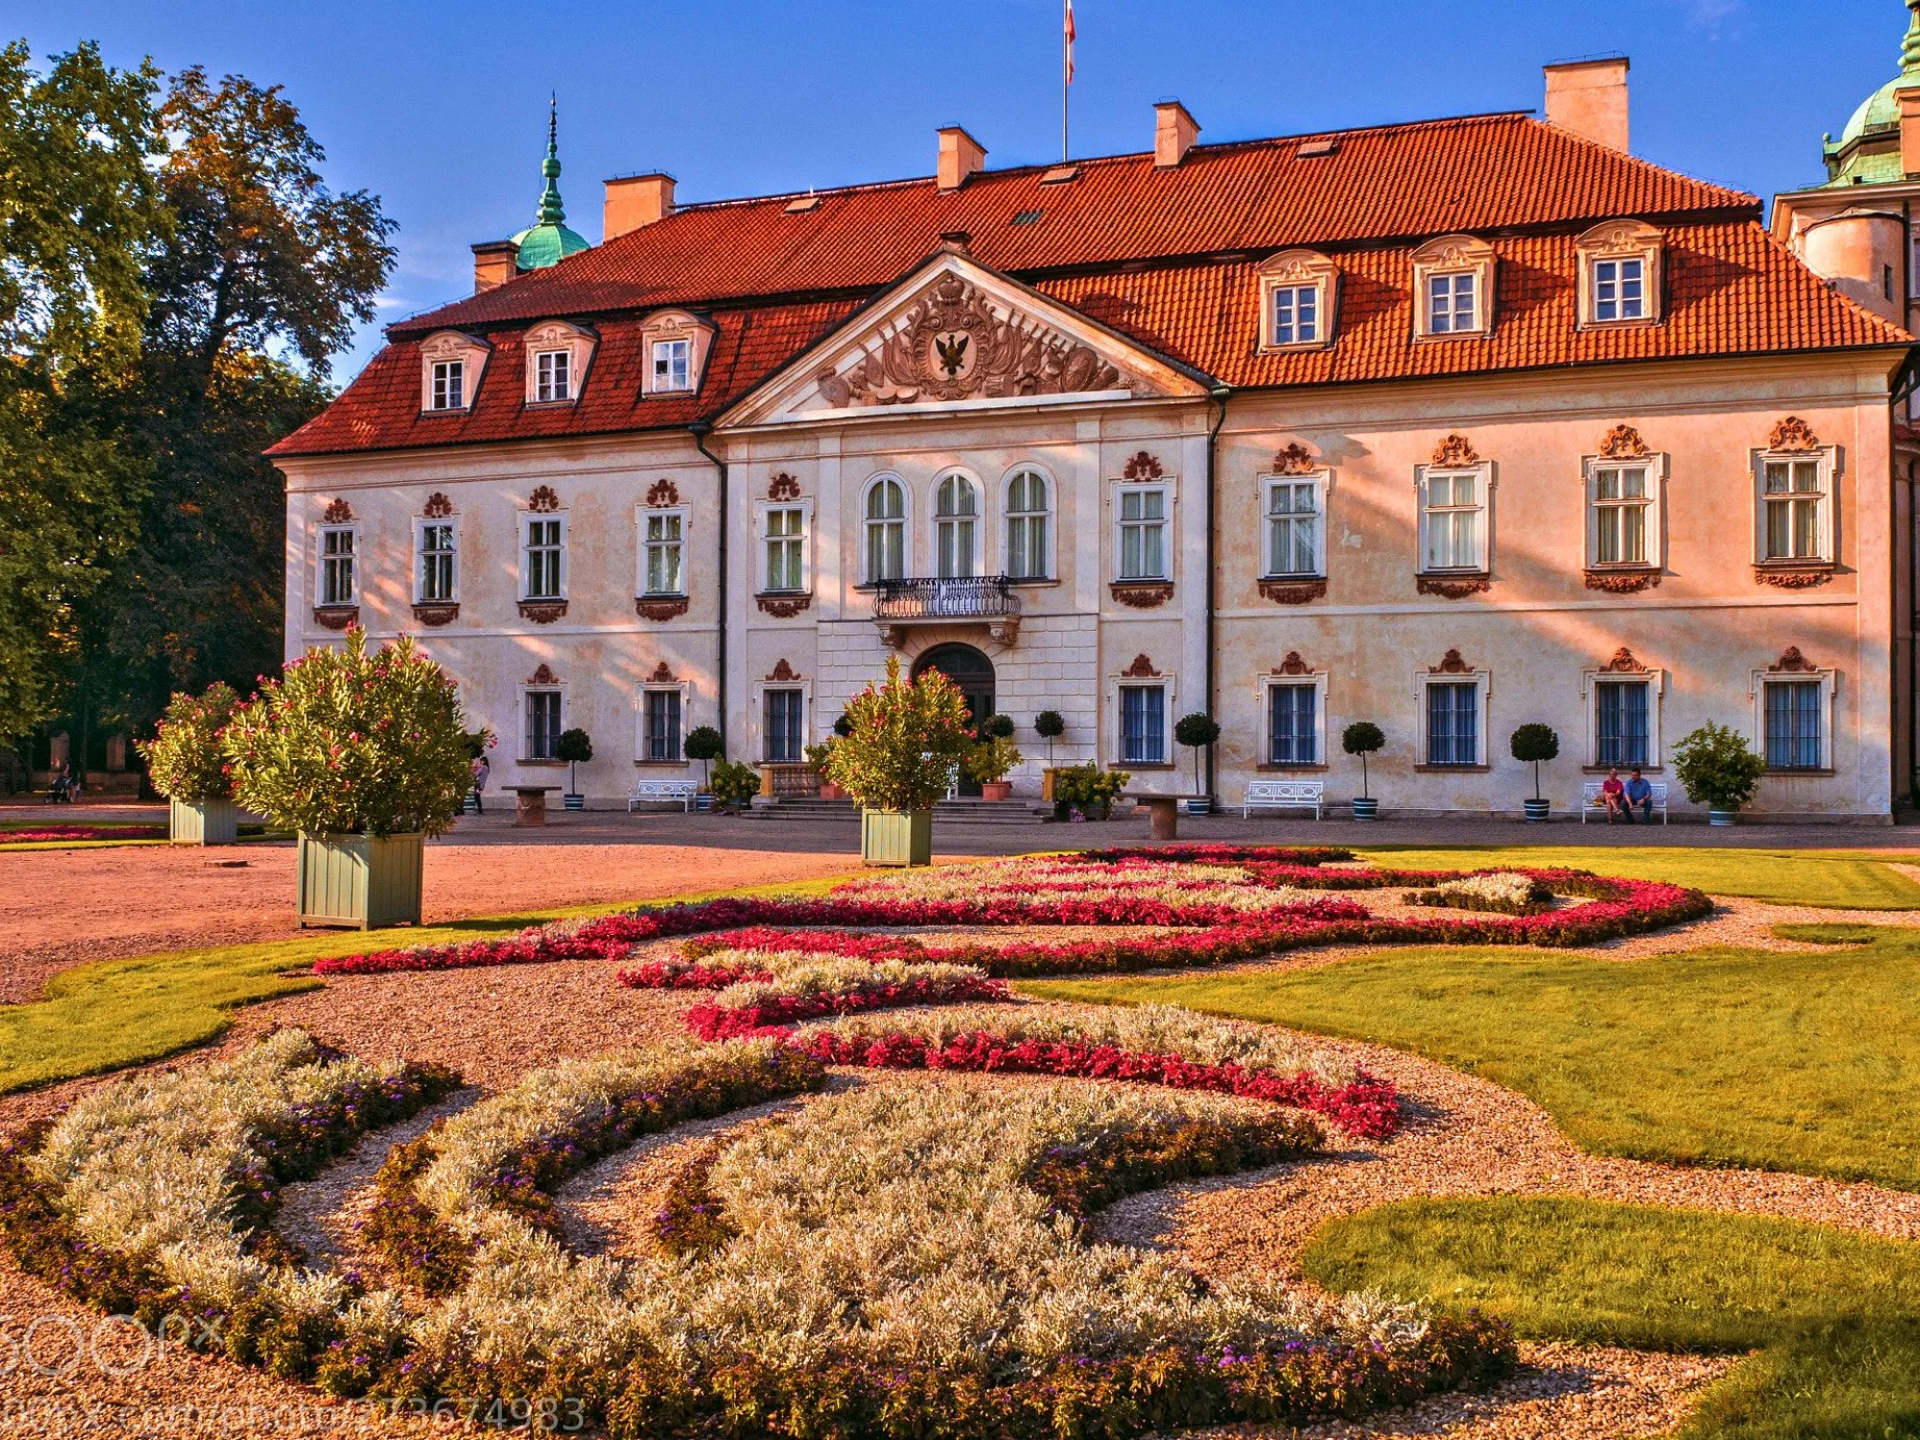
[933,332,970,377]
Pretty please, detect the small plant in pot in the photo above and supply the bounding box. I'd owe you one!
[1052,763,1130,821]
[140,682,242,846]
[806,740,844,801]
[822,655,974,865]
[1671,720,1766,826]
[1173,712,1220,814]
[1343,722,1385,820]
[222,628,470,929]
[706,759,762,815]
[1509,723,1559,823]
[963,732,1023,801]
[685,725,723,810]
[556,728,593,810]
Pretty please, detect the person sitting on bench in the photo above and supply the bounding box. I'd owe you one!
[1621,768,1655,824]
[1599,768,1627,823]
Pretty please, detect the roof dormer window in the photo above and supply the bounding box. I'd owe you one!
[1411,234,1496,340]
[1576,219,1664,328]
[522,320,597,407]
[1256,249,1339,352]
[418,330,489,415]
[639,310,716,398]
[653,338,691,391]
[431,360,464,410]
[535,349,572,402]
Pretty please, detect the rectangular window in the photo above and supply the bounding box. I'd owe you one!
[1763,459,1825,561]
[1267,684,1317,765]
[1764,679,1823,770]
[417,522,456,602]
[525,690,562,761]
[1117,486,1168,580]
[534,349,572,403]
[1425,681,1479,766]
[1119,684,1166,764]
[524,517,564,599]
[1592,257,1645,322]
[1422,471,1482,570]
[430,360,464,410]
[1270,284,1319,345]
[1593,465,1650,565]
[645,689,683,762]
[644,512,684,595]
[652,338,692,391]
[764,688,804,763]
[319,527,355,606]
[1265,478,1321,576]
[1594,680,1651,767]
[1428,272,1475,334]
[765,507,805,590]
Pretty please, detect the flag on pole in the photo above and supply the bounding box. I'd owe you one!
[1065,0,1076,84]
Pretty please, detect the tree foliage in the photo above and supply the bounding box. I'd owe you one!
[137,681,238,801]
[823,656,975,813]
[1671,721,1767,813]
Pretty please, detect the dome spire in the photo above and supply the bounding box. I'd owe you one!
[536,93,567,226]
[509,93,591,270]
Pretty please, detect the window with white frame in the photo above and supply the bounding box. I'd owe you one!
[1591,257,1645,323]
[651,337,692,392]
[1427,273,1476,334]
[1762,678,1825,770]
[1118,684,1167,765]
[1758,455,1830,562]
[533,349,572,403]
[643,511,685,596]
[1263,474,1324,577]
[319,526,356,606]
[1590,462,1653,567]
[1116,485,1169,581]
[643,688,683,762]
[416,521,456,602]
[1411,234,1495,340]
[1004,468,1051,580]
[429,360,465,411]
[1423,680,1482,766]
[1266,682,1319,766]
[764,688,804,763]
[934,473,979,580]
[864,477,906,583]
[1593,679,1652,767]
[764,506,806,591]
[525,689,562,761]
[523,516,565,600]
[1419,470,1486,572]
[1269,285,1319,346]
[1257,250,1339,352]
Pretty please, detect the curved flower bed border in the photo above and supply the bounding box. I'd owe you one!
[1,823,169,844]
[682,972,1008,1041]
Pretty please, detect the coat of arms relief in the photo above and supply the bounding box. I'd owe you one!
[815,273,1126,407]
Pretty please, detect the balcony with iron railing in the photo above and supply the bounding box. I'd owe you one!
[870,576,1023,645]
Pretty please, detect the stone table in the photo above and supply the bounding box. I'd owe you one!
[509,785,561,828]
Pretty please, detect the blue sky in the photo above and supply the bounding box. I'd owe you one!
[5,0,1910,381]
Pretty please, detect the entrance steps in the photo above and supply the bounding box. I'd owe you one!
[742,797,1054,825]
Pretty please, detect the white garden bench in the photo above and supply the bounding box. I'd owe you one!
[1580,779,1668,824]
[1242,779,1325,819]
[628,778,699,812]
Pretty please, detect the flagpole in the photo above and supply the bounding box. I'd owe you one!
[1062,0,1070,162]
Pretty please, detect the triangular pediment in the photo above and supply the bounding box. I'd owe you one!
[719,252,1209,428]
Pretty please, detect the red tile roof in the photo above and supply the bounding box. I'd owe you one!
[270,111,1909,460]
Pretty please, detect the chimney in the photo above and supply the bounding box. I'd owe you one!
[603,172,676,241]
[1154,100,1200,168]
[1902,90,1920,177]
[937,126,986,192]
[1543,57,1630,152]
[472,239,518,294]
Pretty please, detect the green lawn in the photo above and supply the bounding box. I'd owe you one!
[1304,1198,1920,1440]
[1020,923,1920,1189]
[0,874,853,1094]
[1353,845,1920,909]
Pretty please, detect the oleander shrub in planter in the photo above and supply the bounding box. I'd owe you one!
[140,682,242,845]
[825,655,975,864]
[223,628,471,928]
[1671,720,1767,824]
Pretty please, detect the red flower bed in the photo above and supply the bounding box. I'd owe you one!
[682,973,1009,1041]
[792,1027,1401,1139]
[3,824,167,844]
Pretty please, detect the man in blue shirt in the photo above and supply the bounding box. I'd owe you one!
[1622,768,1654,824]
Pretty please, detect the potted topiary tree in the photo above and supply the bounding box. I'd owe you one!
[823,655,974,865]
[140,682,242,845]
[1034,710,1066,801]
[1671,720,1767,826]
[556,728,593,810]
[1173,712,1221,814]
[1510,723,1560,823]
[223,629,470,929]
[685,725,723,811]
[1343,721,1385,820]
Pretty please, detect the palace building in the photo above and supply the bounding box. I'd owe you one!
[270,41,1920,822]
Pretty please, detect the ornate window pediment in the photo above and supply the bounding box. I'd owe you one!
[522,320,597,406]
[1411,234,1496,340]
[639,309,715,398]
[419,330,489,414]
[1576,219,1663,328]
[1256,249,1339,352]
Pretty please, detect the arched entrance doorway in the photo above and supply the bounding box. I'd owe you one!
[911,643,995,795]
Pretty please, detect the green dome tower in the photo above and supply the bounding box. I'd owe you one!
[1823,0,1920,185]
[511,97,591,269]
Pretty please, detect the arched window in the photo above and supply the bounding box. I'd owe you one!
[864,476,906,582]
[935,473,978,579]
[1004,468,1051,580]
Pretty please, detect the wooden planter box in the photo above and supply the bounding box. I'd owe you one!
[861,809,933,867]
[297,832,424,929]
[170,797,237,846]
